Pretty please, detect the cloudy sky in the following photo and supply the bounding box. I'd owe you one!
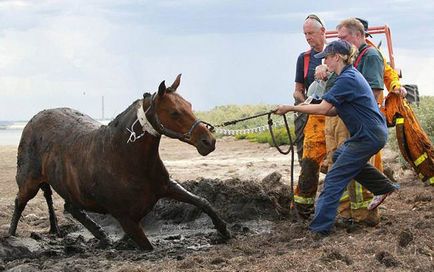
[1,0,433,121]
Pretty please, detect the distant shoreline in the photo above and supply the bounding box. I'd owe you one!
[0,119,112,130]
[0,120,113,146]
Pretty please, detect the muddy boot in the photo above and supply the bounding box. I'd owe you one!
[338,190,352,219]
[320,159,328,174]
[294,158,320,219]
[294,203,314,219]
[351,208,380,227]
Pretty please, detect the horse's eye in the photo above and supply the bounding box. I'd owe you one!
[170,111,181,119]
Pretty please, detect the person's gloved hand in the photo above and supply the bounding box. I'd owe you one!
[274,105,293,115]
[392,86,407,97]
[315,64,329,80]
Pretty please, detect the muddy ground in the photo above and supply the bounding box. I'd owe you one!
[0,137,433,271]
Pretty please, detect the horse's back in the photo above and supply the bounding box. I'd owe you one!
[27,107,99,132]
[17,108,102,185]
[21,107,100,143]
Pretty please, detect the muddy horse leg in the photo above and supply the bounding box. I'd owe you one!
[40,183,61,235]
[9,179,41,236]
[117,218,153,251]
[165,179,231,239]
[64,202,111,247]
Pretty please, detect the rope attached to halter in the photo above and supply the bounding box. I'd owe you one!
[214,110,276,127]
[126,119,144,143]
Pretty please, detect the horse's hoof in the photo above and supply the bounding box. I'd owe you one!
[49,228,62,238]
[140,245,154,251]
[219,228,232,240]
[97,238,112,249]
[209,230,231,245]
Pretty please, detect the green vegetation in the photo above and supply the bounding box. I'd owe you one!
[412,96,434,143]
[235,127,296,147]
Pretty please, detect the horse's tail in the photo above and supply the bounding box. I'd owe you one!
[16,113,46,187]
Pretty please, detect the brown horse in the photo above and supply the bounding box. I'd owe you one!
[9,74,230,250]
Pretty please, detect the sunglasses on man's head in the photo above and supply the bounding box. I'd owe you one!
[305,14,324,27]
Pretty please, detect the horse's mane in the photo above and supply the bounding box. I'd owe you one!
[107,99,140,128]
[107,93,155,130]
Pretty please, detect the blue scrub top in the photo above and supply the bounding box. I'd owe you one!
[322,65,388,142]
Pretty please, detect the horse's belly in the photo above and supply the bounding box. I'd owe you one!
[43,157,98,207]
[45,158,158,217]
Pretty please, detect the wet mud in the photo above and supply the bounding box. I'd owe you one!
[1,173,293,271]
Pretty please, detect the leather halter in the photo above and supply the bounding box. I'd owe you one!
[130,92,214,143]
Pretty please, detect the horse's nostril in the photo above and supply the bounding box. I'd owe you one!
[202,139,211,147]
[201,137,216,149]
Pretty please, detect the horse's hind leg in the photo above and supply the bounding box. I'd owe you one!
[40,183,60,235]
[165,179,231,239]
[9,178,41,236]
[64,202,111,247]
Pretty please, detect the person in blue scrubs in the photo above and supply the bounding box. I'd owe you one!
[275,40,399,235]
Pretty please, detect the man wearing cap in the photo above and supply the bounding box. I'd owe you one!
[292,14,328,219]
[275,40,399,235]
[357,17,407,100]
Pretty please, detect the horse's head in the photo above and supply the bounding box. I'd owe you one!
[143,74,216,156]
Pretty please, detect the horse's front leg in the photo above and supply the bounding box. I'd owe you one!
[165,179,231,239]
[117,217,153,251]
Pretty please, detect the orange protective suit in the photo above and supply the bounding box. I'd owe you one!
[382,94,434,185]
[294,114,326,218]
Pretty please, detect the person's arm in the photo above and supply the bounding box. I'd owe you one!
[293,82,306,103]
[384,64,407,96]
[325,106,337,116]
[294,53,307,104]
[367,39,407,98]
[359,50,385,101]
[275,99,337,116]
[372,88,383,101]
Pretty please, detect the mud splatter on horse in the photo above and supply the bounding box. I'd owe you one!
[9,74,230,250]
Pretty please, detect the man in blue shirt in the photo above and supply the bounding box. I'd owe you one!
[292,14,328,219]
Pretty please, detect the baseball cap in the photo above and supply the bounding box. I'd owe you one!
[356,17,373,38]
[314,40,352,59]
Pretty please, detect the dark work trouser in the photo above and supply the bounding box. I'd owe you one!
[309,137,399,234]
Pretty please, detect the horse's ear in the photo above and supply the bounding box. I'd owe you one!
[170,74,182,91]
[143,92,151,99]
[158,81,166,96]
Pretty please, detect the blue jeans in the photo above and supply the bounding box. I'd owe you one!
[309,138,399,234]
